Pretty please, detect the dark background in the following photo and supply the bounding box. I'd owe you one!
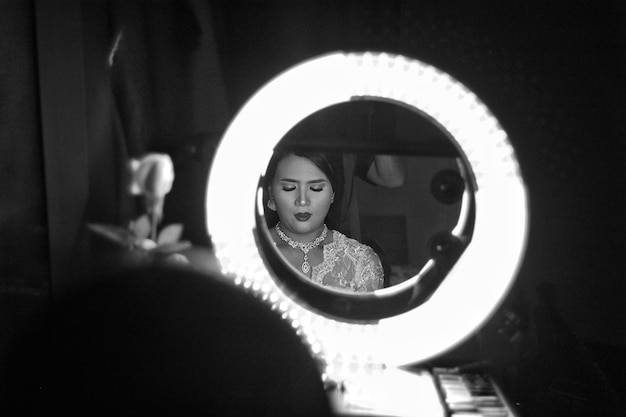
[0,1,624,415]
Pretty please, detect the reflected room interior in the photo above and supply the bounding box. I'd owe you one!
[0,1,624,417]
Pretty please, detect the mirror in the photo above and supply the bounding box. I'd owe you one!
[206,52,528,368]
[259,100,473,298]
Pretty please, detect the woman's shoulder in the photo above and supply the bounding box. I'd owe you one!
[331,229,353,246]
[331,230,377,255]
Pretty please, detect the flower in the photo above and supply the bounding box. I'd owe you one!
[88,152,190,267]
[128,153,175,240]
[128,153,175,200]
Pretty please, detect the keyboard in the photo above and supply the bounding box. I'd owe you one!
[433,368,517,416]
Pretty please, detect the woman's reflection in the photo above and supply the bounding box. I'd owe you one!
[264,150,384,292]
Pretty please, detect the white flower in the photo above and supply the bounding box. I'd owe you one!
[87,152,190,264]
[128,153,175,237]
[128,153,175,199]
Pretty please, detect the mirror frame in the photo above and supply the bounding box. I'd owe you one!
[206,52,528,369]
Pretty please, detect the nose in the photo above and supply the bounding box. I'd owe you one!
[295,188,310,206]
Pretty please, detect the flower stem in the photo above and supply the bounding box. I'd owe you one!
[150,210,157,242]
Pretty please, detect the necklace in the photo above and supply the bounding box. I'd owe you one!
[275,223,328,274]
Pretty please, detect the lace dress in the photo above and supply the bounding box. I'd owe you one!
[311,230,384,292]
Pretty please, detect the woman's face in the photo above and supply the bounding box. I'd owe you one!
[268,154,334,238]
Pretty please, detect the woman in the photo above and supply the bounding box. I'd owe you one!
[264,150,384,292]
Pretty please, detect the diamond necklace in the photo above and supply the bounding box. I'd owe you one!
[275,223,328,274]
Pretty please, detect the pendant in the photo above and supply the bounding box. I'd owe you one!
[301,253,311,274]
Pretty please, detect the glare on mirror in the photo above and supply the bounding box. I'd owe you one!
[259,100,473,293]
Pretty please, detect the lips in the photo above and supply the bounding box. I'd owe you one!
[294,212,312,221]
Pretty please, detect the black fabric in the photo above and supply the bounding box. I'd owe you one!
[0,266,332,417]
[0,0,49,290]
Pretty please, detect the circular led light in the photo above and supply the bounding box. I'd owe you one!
[206,52,528,369]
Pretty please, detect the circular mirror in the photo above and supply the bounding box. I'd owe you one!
[206,52,528,369]
[256,100,475,320]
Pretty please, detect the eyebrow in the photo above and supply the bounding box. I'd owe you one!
[278,178,328,184]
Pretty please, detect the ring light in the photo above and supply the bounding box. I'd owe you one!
[206,52,528,372]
